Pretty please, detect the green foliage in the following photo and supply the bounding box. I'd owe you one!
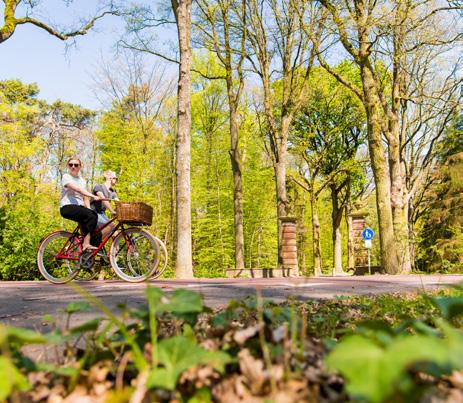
[0,79,39,104]
[0,79,96,279]
[431,295,463,321]
[190,65,234,275]
[0,356,30,399]
[0,324,49,399]
[327,289,463,402]
[291,66,365,177]
[327,324,463,403]
[417,115,463,272]
[147,335,230,390]
[95,82,176,274]
[241,113,278,269]
[289,64,367,272]
[157,288,204,314]
[190,57,278,274]
[0,189,61,280]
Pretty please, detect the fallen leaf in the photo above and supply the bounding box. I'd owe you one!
[272,325,287,343]
[238,348,267,395]
[213,375,261,403]
[234,324,263,345]
[446,370,463,389]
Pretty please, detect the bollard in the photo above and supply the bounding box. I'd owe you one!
[280,217,299,277]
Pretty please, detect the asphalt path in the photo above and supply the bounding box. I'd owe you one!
[1,274,462,330]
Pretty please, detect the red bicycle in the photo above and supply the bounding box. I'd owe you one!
[37,203,164,283]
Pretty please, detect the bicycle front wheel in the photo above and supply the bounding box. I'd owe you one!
[109,228,161,282]
[37,231,80,284]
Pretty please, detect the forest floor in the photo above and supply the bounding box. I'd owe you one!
[1,274,462,330]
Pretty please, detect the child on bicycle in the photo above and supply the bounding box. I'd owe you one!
[91,170,119,238]
[59,157,103,252]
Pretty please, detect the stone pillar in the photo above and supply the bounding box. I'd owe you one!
[281,217,299,277]
[349,212,369,268]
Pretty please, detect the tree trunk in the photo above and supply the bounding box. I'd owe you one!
[345,204,355,269]
[408,200,416,270]
[367,118,399,274]
[390,2,411,274]
[298,193,307,273]
[173,0,193,279]
[229,104,245,270]
[216,159,226,266]
[361,66,401,274]
[330,184,344,274]
[310,190,322,276]
[389,122,411,273]
[169,136,176,257]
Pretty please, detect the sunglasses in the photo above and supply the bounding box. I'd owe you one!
[111,177,118,181]
[68,163,80,168]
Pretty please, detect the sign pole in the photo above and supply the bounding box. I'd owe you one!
[368,248,371,275]
[362,228,375,275]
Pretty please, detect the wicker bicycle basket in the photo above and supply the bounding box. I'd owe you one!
[116,202,153,226]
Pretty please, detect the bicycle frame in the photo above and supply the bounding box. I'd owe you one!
[55,217,135,261]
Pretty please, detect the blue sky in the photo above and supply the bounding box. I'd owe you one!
[0,2,129,110]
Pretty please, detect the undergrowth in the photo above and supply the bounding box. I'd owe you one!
[1,286,463,402]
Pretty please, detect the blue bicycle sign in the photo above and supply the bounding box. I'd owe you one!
[362,228,375,240]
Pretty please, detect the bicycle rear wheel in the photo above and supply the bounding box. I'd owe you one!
[109,228,160,282]
[151,236,168,279]
[37,231,80,284]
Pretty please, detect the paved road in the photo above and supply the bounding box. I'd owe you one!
[1,274,462,330]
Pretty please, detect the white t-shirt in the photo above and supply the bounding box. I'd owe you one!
[60,173,86,207]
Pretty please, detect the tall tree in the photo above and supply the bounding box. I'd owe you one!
[290,66,366,275]
[171,0,194,278]
[195,0,247,271]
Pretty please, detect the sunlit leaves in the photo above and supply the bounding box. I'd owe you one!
[147,336,231,390]
[0,357,30,400]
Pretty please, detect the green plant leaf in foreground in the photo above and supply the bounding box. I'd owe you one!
[157,289,204,314]
[64,301,91,314]
[69,318,102,334]
[0,356,30,400]
[147,335,230,390]
[146,288,205,326]
[1,325,47,347]
[431,296,463,320]
[326,325,463,403]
